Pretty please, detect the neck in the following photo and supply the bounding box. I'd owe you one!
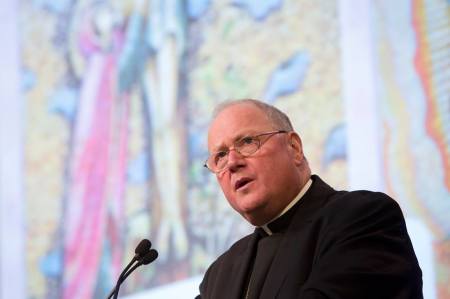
[246,174,312,226]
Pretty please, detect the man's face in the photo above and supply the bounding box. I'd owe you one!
[207,103,303,226]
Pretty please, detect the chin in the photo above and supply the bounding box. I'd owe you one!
[243,213,268,226]
[237,200,268,224]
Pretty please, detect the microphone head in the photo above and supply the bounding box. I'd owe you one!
[135,239,151,257]
[141,249,158,265]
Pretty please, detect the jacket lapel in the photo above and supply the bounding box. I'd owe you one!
[260,175,336,299]
[224,231,260,299]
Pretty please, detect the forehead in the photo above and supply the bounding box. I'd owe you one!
[208,103,273,150]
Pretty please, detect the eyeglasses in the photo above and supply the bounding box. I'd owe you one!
[204,130,287,173]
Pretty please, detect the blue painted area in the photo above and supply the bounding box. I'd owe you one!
[128,152,150,183]
[231,0,283,21]
[322,123,347,169]
[94,239,114,299]
[39,249,62,278]
[187,0,211,19]
[22,68,36,92]
[188,130,208,159]
[118,14,147,93]
[48,87,78,121]
[264,51,310,103]
[33,0,71,13]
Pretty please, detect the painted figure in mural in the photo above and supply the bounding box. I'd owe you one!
[116,0,189,263]
[197,99,423,299]
[141,0,188,262]
[62,0,188,297]
[63,1,129,299]
[114,0,189,264]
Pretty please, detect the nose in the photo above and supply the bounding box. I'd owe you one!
[227,149,245,172]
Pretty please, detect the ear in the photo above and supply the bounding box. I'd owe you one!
[287,132,304,166]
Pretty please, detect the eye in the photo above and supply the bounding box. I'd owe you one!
[214,151,227,163]
[241,136,255,144]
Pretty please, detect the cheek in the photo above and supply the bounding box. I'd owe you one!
[256,156,290,188]
[257,155,282,175]
[217,176,234,199]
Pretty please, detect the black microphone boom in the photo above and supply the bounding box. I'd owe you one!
[121,239,151,278]
[112,249,159,299]
[106,239,156,299]
[118,249,158,283]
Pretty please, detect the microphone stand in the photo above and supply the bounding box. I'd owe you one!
[111,249,158,299]
[106,240,157,299]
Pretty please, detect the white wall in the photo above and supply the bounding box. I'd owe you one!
[0,1,26,299]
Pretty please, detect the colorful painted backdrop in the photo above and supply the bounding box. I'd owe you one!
[0,0,448,299]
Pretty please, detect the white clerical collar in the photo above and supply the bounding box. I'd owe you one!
[260,178,313,236]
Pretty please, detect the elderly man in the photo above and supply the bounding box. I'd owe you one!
[197,99,422,299]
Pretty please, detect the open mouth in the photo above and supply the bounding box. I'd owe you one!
[235,178,253,190]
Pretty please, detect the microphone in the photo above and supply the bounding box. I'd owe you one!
[107,239,156,299]
[118,249,159,283]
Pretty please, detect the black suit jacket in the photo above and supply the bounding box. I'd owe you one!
[197,175,422,298]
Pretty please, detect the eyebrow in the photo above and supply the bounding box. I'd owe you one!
[210,131,255,153]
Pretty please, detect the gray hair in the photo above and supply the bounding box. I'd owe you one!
[212,99,294,131]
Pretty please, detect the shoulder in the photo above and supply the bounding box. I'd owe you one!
[308,176,402,219]
[324,190,400,213]
[326,189,400,211]
[318,189,406,234]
